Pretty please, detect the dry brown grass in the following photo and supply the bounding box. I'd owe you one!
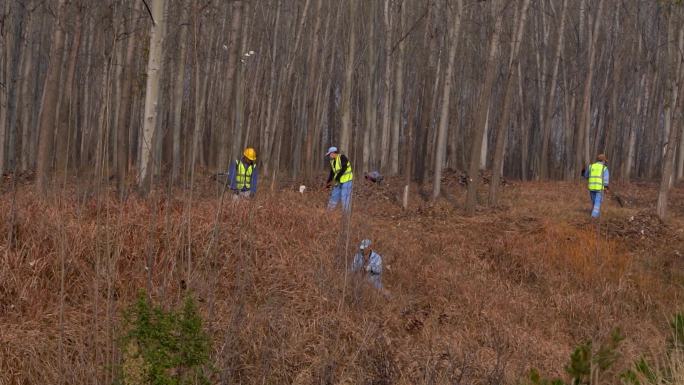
[0,177,683,384]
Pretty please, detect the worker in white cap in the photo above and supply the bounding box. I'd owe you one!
[351,239,383,289]
[324,146,353,212]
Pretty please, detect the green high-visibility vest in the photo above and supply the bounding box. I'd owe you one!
[330,156,353,184]
[587,162,606,191]
[235,160,255,190]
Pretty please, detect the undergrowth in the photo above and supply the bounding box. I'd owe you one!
[0,182,682,384]
[527,314,684,385]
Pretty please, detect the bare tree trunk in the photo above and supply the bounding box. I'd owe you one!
[56,11,82,175]
[139,0,166,191]
[380,0,392,171]
[262,0,282,176]
[678,117,684,182]
[390,0,406,176]
[18,9,35,172]
[657,12,683,220]
[36,0,67,194]
[117,1,140,195]
[489,0,532,206]
[172,1,188,184]
[363,1,376,173]
[218,1,242,170]
[465,1,504,215]
[432,0,463,199]
[402,88,416,209]
[340,0,355,154]
[234,2,251,161]
[304,0,324,179]
[539,0,568,179]
[576,0,605,174]
[0,0,10,175]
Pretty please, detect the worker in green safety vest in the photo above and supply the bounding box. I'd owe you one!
[582,154,610,218]
[228,147,258,198]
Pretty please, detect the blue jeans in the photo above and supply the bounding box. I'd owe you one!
[328,181,353,212]
[590,190,603,218]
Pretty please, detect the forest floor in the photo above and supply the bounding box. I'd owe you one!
[1,173,683,384]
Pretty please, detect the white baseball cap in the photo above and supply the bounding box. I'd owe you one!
[325,146,338,157]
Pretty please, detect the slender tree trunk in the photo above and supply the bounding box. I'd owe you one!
[117,1,140,195]
[465,1,504,215]
[576,0,605,174]
[390,0,406,176]
[0,0,10,176]
[539,0,568,180]
[36,0,67,194]
[518,61,530,180]
[172,1,188,184]
[262,0,282,176]
[489,0,532,206]
[18,9,34,172]
[339,0,355,154]
[56,11,82,175]
[432,0,463,199]
[363,1,376,174]
[657,12,683,220]
[380,0,392,171]
[304,0,324,179]
[218,1,242,170]
[138,0,166,191]
[402,89,416,209]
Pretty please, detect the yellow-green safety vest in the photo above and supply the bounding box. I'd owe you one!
[587,162,606,191]
[236,160,255,190]
[330,156,353,184]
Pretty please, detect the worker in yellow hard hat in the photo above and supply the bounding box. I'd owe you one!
[228,147,258,197]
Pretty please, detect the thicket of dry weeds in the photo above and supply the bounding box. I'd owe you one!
[1,177,683,384]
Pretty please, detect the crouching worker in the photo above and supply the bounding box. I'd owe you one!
[582,153,609,218]
[228,147,258,198]
[352,239,383,290]
[364,171,384,184]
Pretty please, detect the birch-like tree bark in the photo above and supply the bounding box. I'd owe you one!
[138,0,166,191]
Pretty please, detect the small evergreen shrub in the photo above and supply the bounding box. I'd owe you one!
[119,293,211,385]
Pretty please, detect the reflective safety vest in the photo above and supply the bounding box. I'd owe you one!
[235,160,255,190]
[587,162,606,191]
[330,156,353,184]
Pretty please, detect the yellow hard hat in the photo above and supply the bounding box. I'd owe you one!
[243,147,257,161]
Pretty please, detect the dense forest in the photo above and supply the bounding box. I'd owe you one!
[0,0,683,215]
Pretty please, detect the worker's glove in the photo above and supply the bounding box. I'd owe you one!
[604,185,609,191]
[365,265,371,272]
